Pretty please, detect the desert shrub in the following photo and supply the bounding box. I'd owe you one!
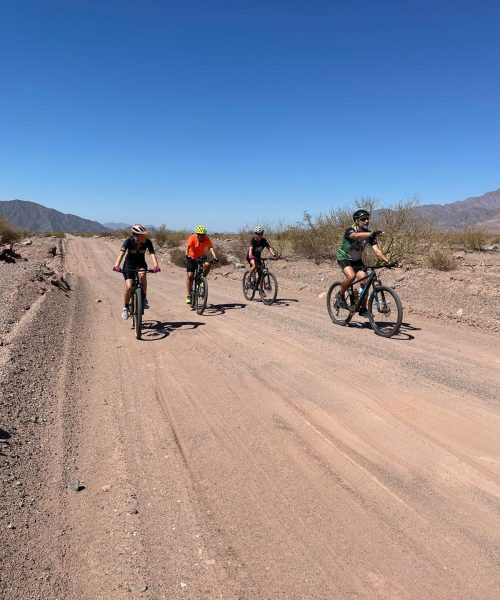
[373,196,436,265]
[170,247,187,267]
[426,249,457,271]
[212,245,230,267]
[443,226,489,251]
[0,218,23,244]
[154,225,189,249]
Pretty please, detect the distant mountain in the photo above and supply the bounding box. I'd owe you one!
[103,222,130,230]
[0,200,109,233]
[415,189,500,232]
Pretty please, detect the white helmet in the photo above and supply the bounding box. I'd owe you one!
[131,224,148,236]
[254,226,264,234]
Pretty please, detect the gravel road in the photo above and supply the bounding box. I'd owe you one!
[1,235,499,599]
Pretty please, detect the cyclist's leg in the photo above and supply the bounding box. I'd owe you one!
[353,264,368,307]
[248,257,257,277]
[203,261,211,277]
[186,258,196,297]
[339,263,356,296]
[123,273,134,305]
[138,268,147,296]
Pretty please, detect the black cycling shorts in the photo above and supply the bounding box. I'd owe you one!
[122,264,147,280]
[246,255,262,266]
[186,256,207,272]
[337,259,366,273]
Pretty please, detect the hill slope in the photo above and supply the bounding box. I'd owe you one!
[416,189,500,231]
[0,200,109,233]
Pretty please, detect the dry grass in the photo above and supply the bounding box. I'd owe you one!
[0,218,24,244]
[426,249,457,271]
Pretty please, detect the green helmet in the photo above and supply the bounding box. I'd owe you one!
[194,225,207,234]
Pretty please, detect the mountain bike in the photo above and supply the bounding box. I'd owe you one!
[122,267,156,340]
[190,256,217,315]
[242,258,278,305]
[326,264,403,337]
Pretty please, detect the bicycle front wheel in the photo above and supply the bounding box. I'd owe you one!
[326,282,352,326]
[259,271,278,305]
[242,271,256,301]
[196,276,208,315]
[368,285,403,337]
[134,289,143,339]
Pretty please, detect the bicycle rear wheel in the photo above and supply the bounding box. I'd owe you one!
[242,271,256,301]
[196,276,208,315]
[368,285,403,337]
[326,282,352,326]
[134,288,143,339]
[259,271,278,305]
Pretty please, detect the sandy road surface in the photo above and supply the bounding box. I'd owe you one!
[5,235,500,599]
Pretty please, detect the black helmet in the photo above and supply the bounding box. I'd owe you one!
[353,209,370,222]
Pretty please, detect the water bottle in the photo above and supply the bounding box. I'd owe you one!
[351,287,359,305]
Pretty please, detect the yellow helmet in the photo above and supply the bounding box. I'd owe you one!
[194,225,207,234]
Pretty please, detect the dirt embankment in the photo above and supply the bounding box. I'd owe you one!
[1,236,499,600]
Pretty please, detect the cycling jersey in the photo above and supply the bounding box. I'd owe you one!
[186,234,213,259]
[121,236,155,270]
[247,236,270,261]
[336,227,376,261]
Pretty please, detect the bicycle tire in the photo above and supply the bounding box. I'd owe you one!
[196,276,208,315]
[326,282,353,326]
[134,288,143,339]
[242,271,256,301]
[130,294,136,330]
[259,271,278,305]
[368,285,403,337]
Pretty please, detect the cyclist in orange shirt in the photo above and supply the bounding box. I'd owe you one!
[185,225,218,304]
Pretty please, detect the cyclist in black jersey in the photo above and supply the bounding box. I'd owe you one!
[246,226,278,278]
[113,224,160,320]
[336,210,390,316]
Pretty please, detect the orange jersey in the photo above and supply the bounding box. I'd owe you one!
[186,234,213,259]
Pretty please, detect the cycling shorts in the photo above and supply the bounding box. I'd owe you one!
[338,259,366,273]
[246,255,262,266]
[122,263,147,280]
[186,256,208,272]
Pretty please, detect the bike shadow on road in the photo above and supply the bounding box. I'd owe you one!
[346,320,420,341]
[139,320,204,341]
[203,302,246,316]
[268,298,299,307]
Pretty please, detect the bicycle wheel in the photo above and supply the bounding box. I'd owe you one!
[368,285,403,337]
[259,271,278,305]
[326,282,352,326]
[195,276,208,315]
[242,271,256,301]
[134,288,143,339]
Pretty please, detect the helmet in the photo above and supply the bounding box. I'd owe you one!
[254,226,264,234]
[352,210,370,222]
[131,224,148,236]
[194,225,207,234]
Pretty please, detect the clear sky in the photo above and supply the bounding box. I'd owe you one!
[1,0,499,231]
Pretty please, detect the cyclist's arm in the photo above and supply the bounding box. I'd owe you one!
[269,246,277,257]
[349,231,372,240]
[209,247,217,260]
[372,244,389,264]
[149,252,159,269]
[114,250,126,268]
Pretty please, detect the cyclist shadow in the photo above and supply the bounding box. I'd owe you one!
[269,298,299,307]
[140,320,204,341]
[204,302,246,316]
[348,319,420,341]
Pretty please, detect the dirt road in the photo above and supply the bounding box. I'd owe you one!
[2,235,500,599]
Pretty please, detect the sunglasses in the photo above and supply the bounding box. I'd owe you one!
[359,218,370,222]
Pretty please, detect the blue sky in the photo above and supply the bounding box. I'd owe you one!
[1,0,499,231]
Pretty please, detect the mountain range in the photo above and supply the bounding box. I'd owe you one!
[0,200,109,233]
[1,189,500,233]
